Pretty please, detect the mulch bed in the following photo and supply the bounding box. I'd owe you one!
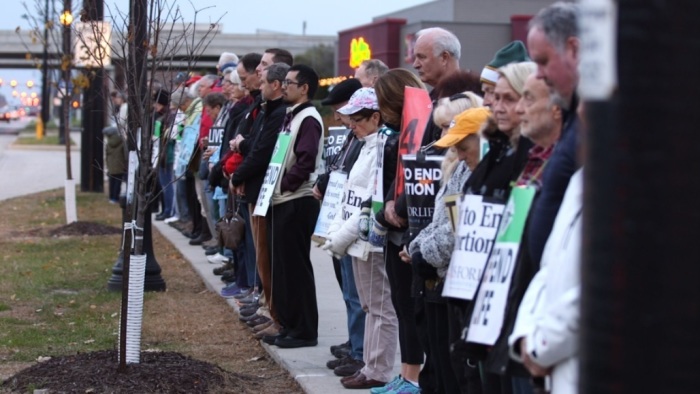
[1,350,261,394]
[15,221,122,238]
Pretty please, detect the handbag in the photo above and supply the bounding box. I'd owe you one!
[216,199,245,250]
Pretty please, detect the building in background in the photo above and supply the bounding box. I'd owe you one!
[336,0,552,85]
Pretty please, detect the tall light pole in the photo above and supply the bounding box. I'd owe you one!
[80,0,105,193]
[59,0,73,179]
[39,0,50,140]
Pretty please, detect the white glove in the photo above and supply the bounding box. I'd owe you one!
[321,238,342,259]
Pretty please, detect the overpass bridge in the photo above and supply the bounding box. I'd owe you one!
[0,24,337,71]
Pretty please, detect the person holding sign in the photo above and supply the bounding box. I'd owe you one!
[464,70,565,394]
[369,69,426,394]
[317,77,367,375]
[446,62,536,394]
[230,63,291,329]
[407,100,486,394]
[323,88,398,390]
[263,65,324,349]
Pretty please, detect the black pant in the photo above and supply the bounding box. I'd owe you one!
[267,197,320,340]
[108,173,123,202]
[425,300,462,393]
[185,173,202,235]
[448,300,483,394]
[386,241,424,364]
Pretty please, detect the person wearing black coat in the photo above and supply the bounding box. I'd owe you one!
[230,63,290,323]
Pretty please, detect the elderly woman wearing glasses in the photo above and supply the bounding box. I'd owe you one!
[322,87,399,390]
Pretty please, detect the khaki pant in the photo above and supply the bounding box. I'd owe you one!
[249,204,274,319]
[353,251,398,382]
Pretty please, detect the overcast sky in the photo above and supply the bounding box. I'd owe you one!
[1,0,431,101]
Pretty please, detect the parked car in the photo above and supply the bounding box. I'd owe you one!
[0,106,11,122]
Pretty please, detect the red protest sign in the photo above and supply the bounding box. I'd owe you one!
[395,87,432,198]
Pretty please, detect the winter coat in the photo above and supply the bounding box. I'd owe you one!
[509,168,583,394]
[104,132,126,175]
[230,97,289,202]
[325,131,378,256]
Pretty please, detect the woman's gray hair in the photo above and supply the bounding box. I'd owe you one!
[528,1,579,52]
[229,70,242,85]
[416,27,461,60]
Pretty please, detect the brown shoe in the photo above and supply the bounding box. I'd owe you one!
[340,370,362,384]
[253,323,279,339]
[341,373,385,389]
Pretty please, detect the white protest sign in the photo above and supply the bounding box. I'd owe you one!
[313,171,348,238]
[254,133,291,217]
[442,195,504,300]
[578,0,618,100]
[340,183,369,260]
[467,186,536,345]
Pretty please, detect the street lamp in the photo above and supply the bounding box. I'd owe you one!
[59,10,73,26]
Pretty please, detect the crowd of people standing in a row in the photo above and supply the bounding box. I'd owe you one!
[103,2,584,393]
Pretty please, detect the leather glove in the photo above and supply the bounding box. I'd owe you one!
[368,220,387,247]
[358,207,371,241]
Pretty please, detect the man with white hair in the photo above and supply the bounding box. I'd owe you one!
[412,27,461,88]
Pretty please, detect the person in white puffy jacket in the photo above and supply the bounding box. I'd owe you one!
[323,88,398,389]
[508,168,583,394]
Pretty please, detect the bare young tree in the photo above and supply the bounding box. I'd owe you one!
[19,0,222,370]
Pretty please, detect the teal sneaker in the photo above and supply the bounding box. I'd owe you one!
[370,375,403,394]
[389,379,421,394]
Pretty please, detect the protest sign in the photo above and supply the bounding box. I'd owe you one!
[442,195,504,300]
[466,186,536,345]
[254,133,291,216]
[174,115,201,178]
[325,127,350,167]
[402,154,443,236]
[396,87,432,198]
[208,126,224,146]
[313,171,348,239]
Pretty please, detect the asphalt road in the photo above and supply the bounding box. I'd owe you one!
[0,118,82,202]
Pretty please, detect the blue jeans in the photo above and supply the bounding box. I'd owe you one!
[158,166,174,217]
[175,178,189,221]
[341,254,365,360]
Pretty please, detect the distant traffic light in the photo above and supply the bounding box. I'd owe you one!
[71,100,80,109]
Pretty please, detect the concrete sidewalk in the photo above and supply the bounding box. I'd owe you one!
[1,129,397,393]
[152,219,368,393]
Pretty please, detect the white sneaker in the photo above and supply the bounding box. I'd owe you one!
[164,216,180,224]
[207,253,229,265]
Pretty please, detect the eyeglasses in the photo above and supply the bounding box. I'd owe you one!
[348,115,368,124]
[282,79,300,87]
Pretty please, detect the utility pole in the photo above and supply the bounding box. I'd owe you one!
[581,0,700,392]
